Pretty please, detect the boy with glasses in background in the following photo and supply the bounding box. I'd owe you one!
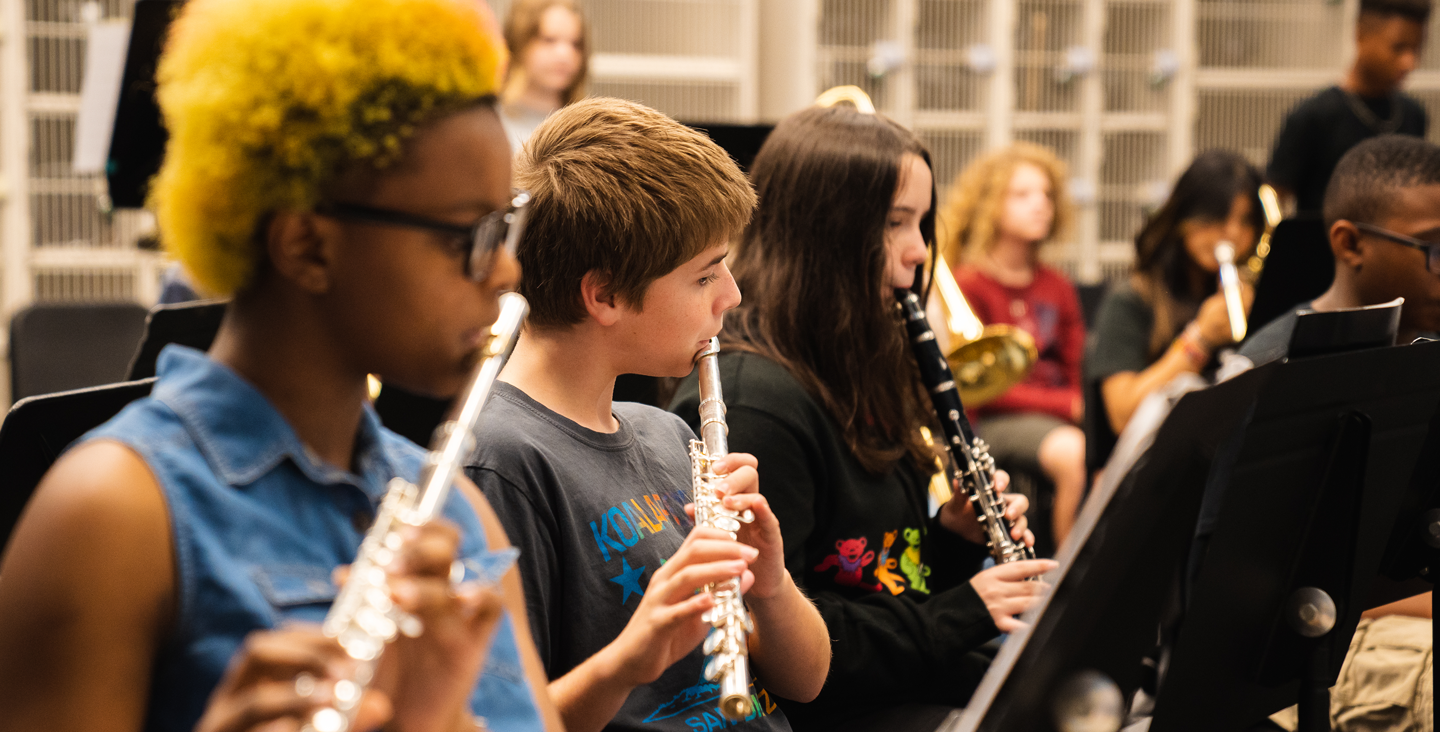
[1239,133,1438,732]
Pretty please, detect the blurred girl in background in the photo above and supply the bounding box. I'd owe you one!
[941,142,1086,549]
[500,0,589,153]
[1084,150,1263,474]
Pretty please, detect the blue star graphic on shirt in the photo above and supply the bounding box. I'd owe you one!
[609,558,646,604]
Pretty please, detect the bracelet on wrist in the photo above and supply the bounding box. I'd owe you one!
[1175,323,1212,367]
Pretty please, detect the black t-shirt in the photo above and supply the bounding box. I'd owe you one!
[466,383,791,732]
[671,352,997,731]
[1267,86,1428,213]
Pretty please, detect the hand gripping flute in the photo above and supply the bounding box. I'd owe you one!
[302,293,529,732]
[689,337,757,720]
[896,289,1035,567]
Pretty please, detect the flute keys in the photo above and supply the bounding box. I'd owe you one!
[311,707,346,732]
[334,679,361,705]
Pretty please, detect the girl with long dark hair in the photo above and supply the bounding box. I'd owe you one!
[670,104,1055,731]
[1084,149,1265,473]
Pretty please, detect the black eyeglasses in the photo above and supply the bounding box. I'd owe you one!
[315,190,531,281]
[1355,221,1440,275]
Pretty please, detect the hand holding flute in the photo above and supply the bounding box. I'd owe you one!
[195,522,507,732]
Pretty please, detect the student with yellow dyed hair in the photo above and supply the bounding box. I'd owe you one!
[0,0,561,730]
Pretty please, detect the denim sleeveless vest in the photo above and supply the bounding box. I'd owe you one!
[81,345,543,732]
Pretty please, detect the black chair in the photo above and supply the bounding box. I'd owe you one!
[127,299,228,379]
[0,379,156,551]
[1077,282,1107,330]
[9,302,150,402]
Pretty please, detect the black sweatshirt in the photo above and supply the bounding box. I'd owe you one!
[670,351,999,731]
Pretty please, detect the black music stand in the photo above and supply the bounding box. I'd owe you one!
[1152,339,1440,732]
[940,362,1265,732]
[944,340,1440,732]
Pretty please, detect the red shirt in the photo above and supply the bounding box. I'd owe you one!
[954,263,1085,423]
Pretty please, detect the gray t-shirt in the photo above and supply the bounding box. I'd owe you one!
[466,383,791,732]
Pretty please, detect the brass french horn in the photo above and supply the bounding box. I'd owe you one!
[931,252,1039,406]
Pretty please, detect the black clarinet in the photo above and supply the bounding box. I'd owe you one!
[897,289,1035,566]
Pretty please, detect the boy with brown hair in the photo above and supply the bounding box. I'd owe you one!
[464,98,830,732]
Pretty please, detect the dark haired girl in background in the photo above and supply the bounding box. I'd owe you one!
[670,104,1055,731]
[1084,149,1265,474]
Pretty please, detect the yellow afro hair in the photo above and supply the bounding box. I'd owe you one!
[150,0,505,296]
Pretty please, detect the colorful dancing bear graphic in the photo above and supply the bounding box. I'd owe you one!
[873,530,907,595]
[814,536,881,591]
[899,527,931,594]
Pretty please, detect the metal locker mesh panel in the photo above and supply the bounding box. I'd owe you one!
[1196,0,1347,69]
[29,111,108,248]
[25,0,131,22]
[1196,88,1312,167]
[1103,1,1172,113]
[817,57,892,110]
[1016,128,1081,174]
[817,0,892,110]
[589,79,742,122]
[1015,0,1084,113]
[919,127,984,200]
[819,0,893,48]
[1099,131,1167,243]
[26,23,84,93]
[917,64,986,111]
[916,0,987,112]
[1097,243,1137,280]
[585,0,742,57]
[29,111,73,179]
[1045,243,1137,283]
[34,268,136,302]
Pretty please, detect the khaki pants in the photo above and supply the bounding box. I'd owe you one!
[1271,616,1433,732]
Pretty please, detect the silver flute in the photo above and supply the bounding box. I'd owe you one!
[689,337,756,720]
[303,293,529,732]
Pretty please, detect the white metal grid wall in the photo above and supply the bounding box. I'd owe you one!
[8,0,1440,321]
[4,0,160,328]
[487,0,759,123]
[817,0,1185,284]
[1193,0,1353,168]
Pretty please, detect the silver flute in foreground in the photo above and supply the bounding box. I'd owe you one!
[303,293,529,732]
[689,337,756,720]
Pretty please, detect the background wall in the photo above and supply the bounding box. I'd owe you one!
[0,0,1436,402]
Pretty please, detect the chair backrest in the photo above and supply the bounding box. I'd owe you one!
[9,302,150,402]
[1247,214,1334,337]
[127,299,228,380]
[0,379,156,552]
[1077,283,1107,329]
